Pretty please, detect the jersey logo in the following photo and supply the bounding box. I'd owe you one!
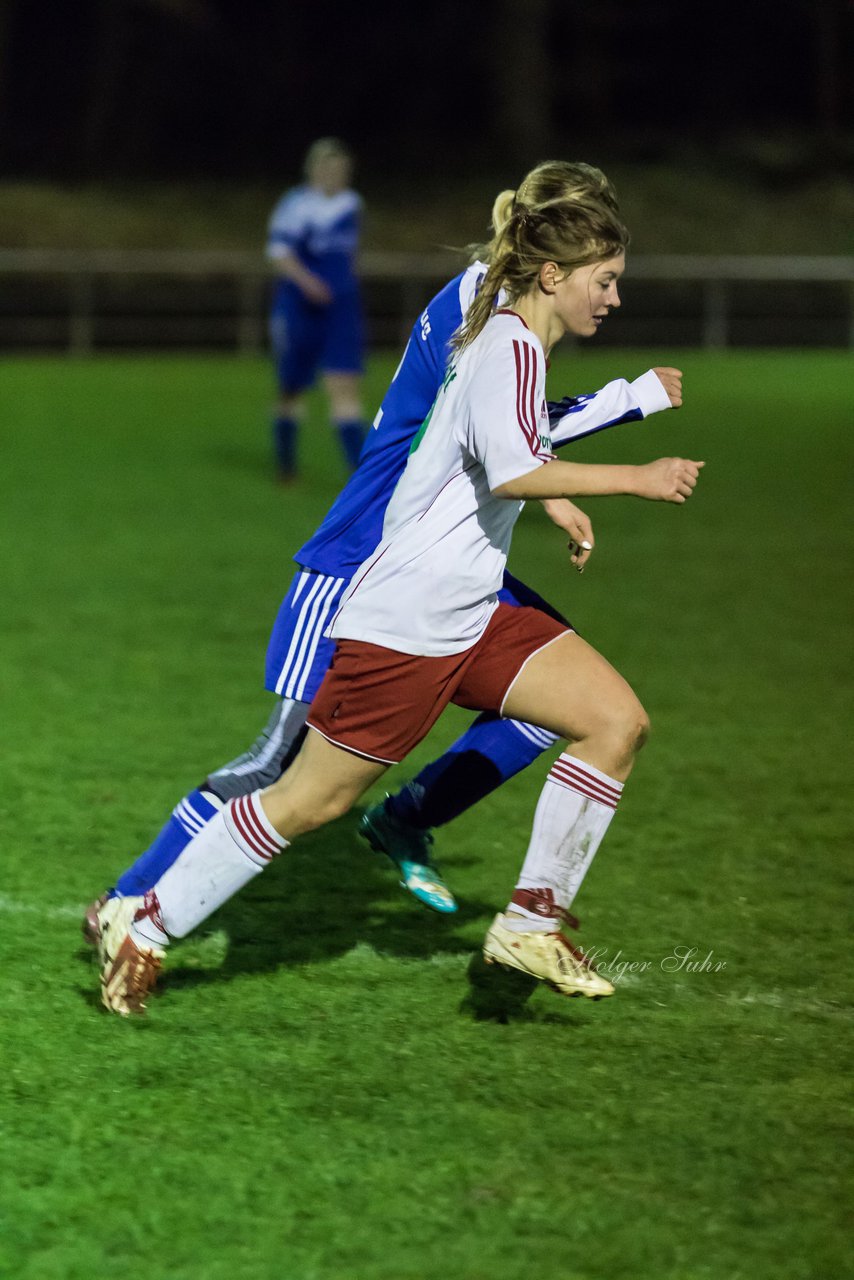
[420,309,431,340]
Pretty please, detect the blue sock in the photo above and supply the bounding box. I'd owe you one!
[335,418,366,470]
[273,416,298,473]
[386,714,557,830]
[113,788,222,897]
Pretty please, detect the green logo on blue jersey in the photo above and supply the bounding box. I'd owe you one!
[409,363,457,455]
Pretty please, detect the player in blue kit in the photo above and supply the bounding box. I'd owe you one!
[267,137,367,478]
[83,161,684,939]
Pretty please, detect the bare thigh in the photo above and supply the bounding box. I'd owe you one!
[259,727,386,838]
[503,631,649,780]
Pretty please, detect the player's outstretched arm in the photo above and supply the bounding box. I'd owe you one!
[495,457,705,504]
[548,368,683,447]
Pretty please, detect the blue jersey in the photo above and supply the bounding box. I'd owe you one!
[295,262,664,580]
[267,185,361,301]
[295,268,474,577]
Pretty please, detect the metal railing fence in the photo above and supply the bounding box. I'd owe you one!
[0,250,851,352]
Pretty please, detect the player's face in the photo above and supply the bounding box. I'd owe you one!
[553,253,625,338]
[311,154,352,195]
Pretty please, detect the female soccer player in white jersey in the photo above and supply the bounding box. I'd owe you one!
[84,162,684,938]
[267,137,367,477]
[95,173,703,1014]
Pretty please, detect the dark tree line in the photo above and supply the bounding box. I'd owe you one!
[0,0,850,180]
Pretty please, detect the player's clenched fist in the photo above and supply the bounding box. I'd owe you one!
[634,457,704,503]
[652,367,683,409]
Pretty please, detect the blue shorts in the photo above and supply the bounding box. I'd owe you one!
[270,290,364,395]
[264,567,572,707]
[265,569,348,702]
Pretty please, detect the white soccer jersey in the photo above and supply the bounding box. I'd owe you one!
[265,186,362,262]
[329,311,553,656]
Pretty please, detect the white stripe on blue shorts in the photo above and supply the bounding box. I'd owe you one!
[273,571,346,701]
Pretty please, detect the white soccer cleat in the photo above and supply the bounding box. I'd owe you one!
[483,913,614,999]
[96,896,164,1016]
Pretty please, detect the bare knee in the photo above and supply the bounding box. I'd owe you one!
[562,695,649,774]
[608,697,650,760]
[632,704,651,753]
[261,778,355,839]
[260,728,386,839]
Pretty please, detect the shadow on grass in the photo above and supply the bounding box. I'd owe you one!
[460,954,539,1024]
[161,815,495,988]
[76,816,547,1022]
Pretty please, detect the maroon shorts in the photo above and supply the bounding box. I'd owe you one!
[306,601,572,764]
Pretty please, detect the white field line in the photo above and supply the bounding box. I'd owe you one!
[341,946,853,1015]
[340,942,472,969]
[0,894,84,920]
[726,989,852,1019]
[3,898,849,1019]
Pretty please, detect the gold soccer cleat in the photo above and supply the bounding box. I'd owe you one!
[483,913,614,999]
[96,896,164,1016]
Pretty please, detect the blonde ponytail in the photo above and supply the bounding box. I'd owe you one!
[490,189,517,239]
[453,237,516,354]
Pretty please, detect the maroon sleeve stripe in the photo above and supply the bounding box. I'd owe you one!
[512,338,547,458]
[525,340,538,438]
[514,337,540,458]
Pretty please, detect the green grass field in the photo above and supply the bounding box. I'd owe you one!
[1,350,852,1280]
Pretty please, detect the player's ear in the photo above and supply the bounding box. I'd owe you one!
[539,261,559,295]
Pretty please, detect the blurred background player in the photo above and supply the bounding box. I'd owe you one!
[267,137,367,479]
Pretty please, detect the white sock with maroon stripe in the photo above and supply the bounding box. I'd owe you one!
[504,754,623,933]
[130,791,289,944]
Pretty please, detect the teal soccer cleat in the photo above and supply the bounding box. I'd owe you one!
[359,800,458,914]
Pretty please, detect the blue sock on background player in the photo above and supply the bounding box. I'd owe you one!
[335,418,366,470]
[112,788,222,897]
[273,415,298,475]
[386,713,558,830]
